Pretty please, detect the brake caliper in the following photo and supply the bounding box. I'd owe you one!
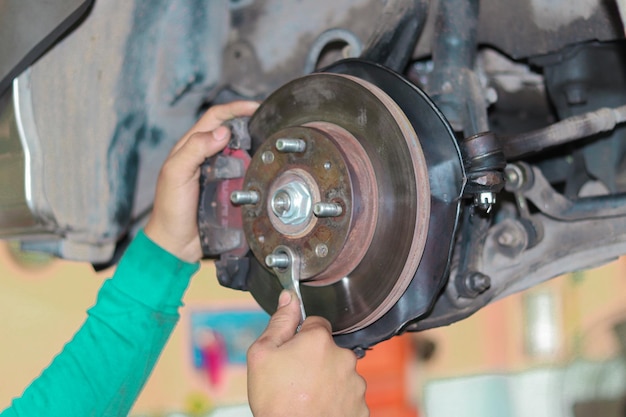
[197,117,252,290]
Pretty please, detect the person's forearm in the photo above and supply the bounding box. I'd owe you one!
[1,231,198,417]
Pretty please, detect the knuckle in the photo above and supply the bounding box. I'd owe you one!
[302,317,332,333]
[246,342,266,365]
[158,159,175,178]
[187,132,206,147]
[308,315,331,327]
[268,313,291,330]
[357,375,368,395]
[342,350,358,367]
[305,325,333,343]
[203,105,220,119]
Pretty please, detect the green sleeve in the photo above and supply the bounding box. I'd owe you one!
[1,230,199,417]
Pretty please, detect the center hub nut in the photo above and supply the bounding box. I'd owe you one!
[270,181,312,225]
[265,168,320,238]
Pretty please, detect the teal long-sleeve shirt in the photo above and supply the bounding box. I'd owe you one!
[1,230,199,417]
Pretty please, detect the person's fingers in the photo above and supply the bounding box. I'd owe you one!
[172,101,260,155]
[180,129,230,163]
[298,315,332,334]
[252,291,302,349]
[170,121,230,157]
[194,100,260,132]
[164,129,230,180]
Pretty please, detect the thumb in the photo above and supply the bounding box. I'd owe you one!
[257,291,302,348]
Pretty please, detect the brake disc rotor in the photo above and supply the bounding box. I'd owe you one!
[233,59,465,347]
[240,70,431,333]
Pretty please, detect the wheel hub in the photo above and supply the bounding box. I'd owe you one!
[243,120,380,285]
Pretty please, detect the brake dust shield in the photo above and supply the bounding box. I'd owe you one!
[240,60,464,346]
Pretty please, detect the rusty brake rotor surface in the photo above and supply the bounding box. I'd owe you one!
[243,59,465,349]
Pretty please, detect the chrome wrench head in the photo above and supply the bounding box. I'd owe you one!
[265,245,306,329]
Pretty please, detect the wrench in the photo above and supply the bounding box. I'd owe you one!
[265,245,306,330]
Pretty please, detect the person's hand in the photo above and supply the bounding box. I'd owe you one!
[247,291,369,417]
[144,100,259,263]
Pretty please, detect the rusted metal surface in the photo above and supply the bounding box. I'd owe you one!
[461,131,506,195]
[501,106,626,160]
[245,72,432,334]
[303,121,377,286]
[243,125,357,281]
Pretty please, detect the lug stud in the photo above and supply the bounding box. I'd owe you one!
[265,253,290,269]
[276,138,306,153]
[230,190,260,205]
[313,202,343,218]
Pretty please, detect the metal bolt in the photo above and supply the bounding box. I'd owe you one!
[261,151,275,164]
[504,164,525,191]
[315,243,329,258]
[265,253,290,269]
[276,138,307,153]
[231,190,259,205]
[505,167,519,184]
[313,202,343,218]
[353,347,366,359]
[467,272,491,295]
[270,181,312,225]
[493,219,530,257]
[497,231,516,247]
[323,162,332,170]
